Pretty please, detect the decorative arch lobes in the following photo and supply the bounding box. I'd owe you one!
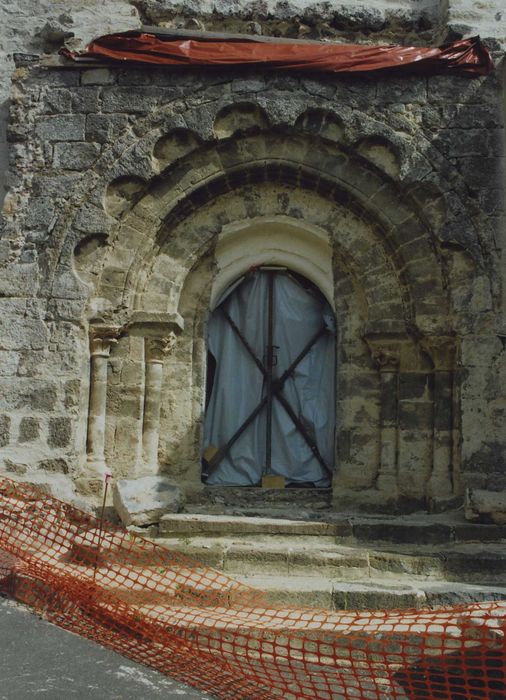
[74,110,459,510]
[94,132,447,333]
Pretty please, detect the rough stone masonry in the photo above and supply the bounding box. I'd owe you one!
[0,1,505,523]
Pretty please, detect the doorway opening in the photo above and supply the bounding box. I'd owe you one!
[202,267,336,488]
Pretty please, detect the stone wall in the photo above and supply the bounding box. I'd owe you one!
[2,1,506,204]
[0,2,505,513]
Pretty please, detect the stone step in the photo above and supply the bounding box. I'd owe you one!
[158,513,347,537]
[351,518,506,546]
[154,535,506,585]
[166,510,506,545]
[234,575,506,611]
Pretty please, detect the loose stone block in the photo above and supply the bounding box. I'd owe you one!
[113,476,185,527]
[465,489,506,525]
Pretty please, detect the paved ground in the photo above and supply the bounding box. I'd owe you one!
[0,597,215,699]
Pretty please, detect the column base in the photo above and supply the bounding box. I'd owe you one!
[376,475,399,495]
[75,458,108,499]
[426,475,453,501]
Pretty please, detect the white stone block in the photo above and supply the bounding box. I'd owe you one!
[465,488,506,525]
[113,476,185,527]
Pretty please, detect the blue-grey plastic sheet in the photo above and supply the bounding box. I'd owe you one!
[203,271,335,487]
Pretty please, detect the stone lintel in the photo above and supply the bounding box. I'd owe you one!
[128,311,184,338]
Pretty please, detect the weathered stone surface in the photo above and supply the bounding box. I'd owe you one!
[113,476,185,527]
[465,489,506,525]
[53,142,101,170]
[0,415,10,448]
[47,417,72,448]
[159,514,342,536]
[35,115,86,142]
[0,1,504,522]
[18,417,40,443]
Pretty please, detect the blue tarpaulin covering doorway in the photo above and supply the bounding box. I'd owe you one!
[203,269,336,487]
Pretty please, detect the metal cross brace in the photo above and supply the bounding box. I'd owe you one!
[206,307,332,477]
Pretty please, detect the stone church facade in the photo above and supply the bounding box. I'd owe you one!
[0,2,505,520]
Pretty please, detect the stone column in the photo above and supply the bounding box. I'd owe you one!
[422,337,456,501]
[85,328,119,477]
[370,344,401,496]
[141,332,177,474]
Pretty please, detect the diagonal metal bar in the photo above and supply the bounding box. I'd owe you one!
[273,392,333,476]
[206,323,329,475]
[220,307,267,377]
[273,325,327,392]
[206,395,269,472]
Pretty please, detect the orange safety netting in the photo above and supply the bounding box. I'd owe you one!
[0,475,504,700]
[62,32,493,77]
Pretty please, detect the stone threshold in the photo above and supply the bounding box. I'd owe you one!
[157,511,506,545]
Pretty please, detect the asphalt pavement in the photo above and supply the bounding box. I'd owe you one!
[0,596,215,699]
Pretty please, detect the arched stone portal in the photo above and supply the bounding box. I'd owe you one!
[66,103,461,513]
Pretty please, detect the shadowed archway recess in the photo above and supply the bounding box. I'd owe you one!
[76,123,457,511]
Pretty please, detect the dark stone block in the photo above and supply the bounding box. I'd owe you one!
[454,523,506,543]
[38,458,69,474]
[457,157,503,189]
[376,78,426,104]
[443,550,506,581]
[353,522,453,545]
[18,417,40,443]
[64,380,80,409]
[31,386,57,411]
[336,430,351,461]
[71,87,100,114]
[44,70,80,87]
[434,129,492,158]
[43,88,72,114]
[0,415,10,448]
[48,417,71,448]
[86,114,128,144]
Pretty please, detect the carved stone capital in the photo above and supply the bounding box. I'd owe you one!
[89,325,123,357]
[365,336,401,371]
[420,336,456,371]
[145,332,177,363]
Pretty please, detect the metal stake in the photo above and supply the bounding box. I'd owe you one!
[93,473,111,583]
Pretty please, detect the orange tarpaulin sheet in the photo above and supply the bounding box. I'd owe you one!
[63,32,493,76]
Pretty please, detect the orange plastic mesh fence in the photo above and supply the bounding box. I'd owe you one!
[0,476,504,700]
